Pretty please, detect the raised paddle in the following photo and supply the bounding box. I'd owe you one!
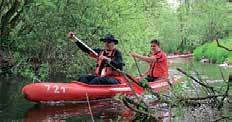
[68,32,151,110]
[67,32,144,94]
[68,32,98,58]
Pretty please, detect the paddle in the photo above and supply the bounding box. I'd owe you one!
[132,56,142,77]
[67,32,144,94]
[69,34,162,100]
[68,33,152,111]
[68,32,98,58]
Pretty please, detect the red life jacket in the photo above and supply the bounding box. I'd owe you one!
[95,49,120,77]
[149,51,168,79]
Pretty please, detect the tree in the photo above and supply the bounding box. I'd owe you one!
[0,0,30,74]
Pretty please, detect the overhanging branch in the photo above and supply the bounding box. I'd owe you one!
[215,38,232,51]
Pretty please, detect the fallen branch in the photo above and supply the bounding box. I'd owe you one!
[215,39,232,51]
[177,68,216,94]
[218,74,232,109]
[214,116,232,122]
[122,96,157,120]
[181,95,221,101]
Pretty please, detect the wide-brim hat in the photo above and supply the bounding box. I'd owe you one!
[100,34,118,45]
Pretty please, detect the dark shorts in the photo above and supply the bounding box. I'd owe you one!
[78,75,119,85]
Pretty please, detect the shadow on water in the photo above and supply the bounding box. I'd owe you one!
[172,102,232,122]
[0,76,169,121]
[23,99,133,121]
[0,77,34,121]
[23,99,172,122]
[0,57,231,121]
[0,80,11,109]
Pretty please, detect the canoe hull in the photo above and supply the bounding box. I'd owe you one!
[22,77,175,102]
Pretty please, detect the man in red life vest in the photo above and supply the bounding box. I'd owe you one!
[68,32,124,84]
[130,39,168,82]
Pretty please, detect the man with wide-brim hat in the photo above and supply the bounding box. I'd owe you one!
[68,32,124,84]
[100,34,118,44]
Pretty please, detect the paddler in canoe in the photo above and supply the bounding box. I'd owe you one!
[130,39,168,82]
[68,32,124,85]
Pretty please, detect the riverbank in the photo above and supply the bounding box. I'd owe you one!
[193,38,232,66]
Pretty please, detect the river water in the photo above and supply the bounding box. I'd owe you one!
[0,57,231,121]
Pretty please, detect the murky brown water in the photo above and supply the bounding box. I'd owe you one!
[0,57,231,121]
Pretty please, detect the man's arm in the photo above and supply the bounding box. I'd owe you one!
[74,41,101,58]
[67,32,100,58]
[130,52,157,63]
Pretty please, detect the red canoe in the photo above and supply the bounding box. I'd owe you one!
[167,53,193,59]
[22,76,179,103]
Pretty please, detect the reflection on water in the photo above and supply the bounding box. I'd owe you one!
[0,77,34,121]
[173,103,232,122]
[23,98,172,122]
[0,57,231,121]
[169,57,232,81]
[23,99,133,121]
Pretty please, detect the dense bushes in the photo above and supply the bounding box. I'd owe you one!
[193,37,232,64]
[1,0,232,80]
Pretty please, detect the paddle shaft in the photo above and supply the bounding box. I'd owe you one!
[70,34,143,89]
[70,34,150,108]
[132,56,142,77]
[73,35,99,57]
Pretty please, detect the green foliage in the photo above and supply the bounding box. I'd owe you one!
[175,0,232,51]
[1,0,232,80]
[170,78,189,97]
[226,54,232,65]
[193,38,232,64]
[17,64,38,81]
[6,0,173,79]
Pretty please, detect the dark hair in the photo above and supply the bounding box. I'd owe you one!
[150,39,160,46]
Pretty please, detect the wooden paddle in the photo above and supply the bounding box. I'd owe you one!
[132,56,142,77]
[67,32,144,94]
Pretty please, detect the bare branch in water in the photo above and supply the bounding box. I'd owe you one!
[176,68,215,91]
[215,38,232,51]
